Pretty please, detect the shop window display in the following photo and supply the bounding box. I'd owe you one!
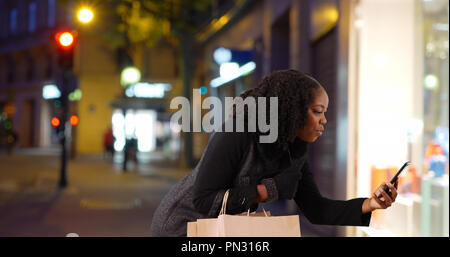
[352,0,448,237]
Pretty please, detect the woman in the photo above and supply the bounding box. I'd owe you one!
[150,70,398,237]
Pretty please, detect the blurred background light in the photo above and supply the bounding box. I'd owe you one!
[112,111,125,151]
[135,110,156,152]
[199,86,208,95]
[70,115,79,126]
[239,61,256,76]
[69,89,82,101]
[51,117,60,127]
[42,84,61,99]
[54,100,61,107]
[213,47,232,65]
[219,62,239,79]
[111,109,156,153]
[424,74,439,90]
[211,61,256,88]
[4,121,12,130]
[77,8,94,24]
[121,67,141,87]
[58,32,74,47]
[125,83,169,98]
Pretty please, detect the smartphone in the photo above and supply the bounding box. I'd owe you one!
[377,161,411,199]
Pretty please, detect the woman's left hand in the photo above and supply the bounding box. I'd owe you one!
[362,180,398,213]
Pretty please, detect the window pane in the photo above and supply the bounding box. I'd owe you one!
[29,2,37,33]
[48,0,55,27]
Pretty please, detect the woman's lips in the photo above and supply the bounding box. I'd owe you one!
[315,130,323,136]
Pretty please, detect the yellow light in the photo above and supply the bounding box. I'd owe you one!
[58,32,74,47]
[121,67,141,87]
[77,8,94,24]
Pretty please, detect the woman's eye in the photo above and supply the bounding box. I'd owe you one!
[313,111,322,114]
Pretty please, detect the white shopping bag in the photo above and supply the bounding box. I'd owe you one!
[187,189,301,237]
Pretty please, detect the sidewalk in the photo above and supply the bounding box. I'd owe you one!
[0,150,190,237]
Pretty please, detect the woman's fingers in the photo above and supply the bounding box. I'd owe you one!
[387,182,398,202]
[372,192,386,209]
[371,181,399,210]
[380,189,393,207]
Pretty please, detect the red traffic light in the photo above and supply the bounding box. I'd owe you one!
[55,31,76,69]
[55,31,75,49]
[70,115,79,126]
[51,117,61,128]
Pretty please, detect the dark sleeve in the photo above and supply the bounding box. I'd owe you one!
[192,132,258,217]
[294,162,372,226]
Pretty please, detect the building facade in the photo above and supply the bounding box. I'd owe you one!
[0,0,69,149]
[0,0,182,162]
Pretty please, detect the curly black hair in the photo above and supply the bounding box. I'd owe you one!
[234,69,323,153]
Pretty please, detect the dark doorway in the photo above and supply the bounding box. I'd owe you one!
[270,9,290,71]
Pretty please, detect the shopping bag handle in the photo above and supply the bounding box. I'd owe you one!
[246,207,269,217]
[220,189,269,217]
[219,189,230,215]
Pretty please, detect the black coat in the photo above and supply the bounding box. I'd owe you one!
[150,132,371,237]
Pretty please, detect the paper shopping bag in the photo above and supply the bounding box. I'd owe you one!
[187,189,301,237]
[217,214,301,237]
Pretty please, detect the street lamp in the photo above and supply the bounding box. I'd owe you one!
[121,66,141,87]
[77,8,94,24]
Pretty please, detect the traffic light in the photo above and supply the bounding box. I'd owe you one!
[69,114,79,126]
[55,31,76,70]
[51,117,61,128]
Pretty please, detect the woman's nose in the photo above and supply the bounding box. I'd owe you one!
[321,115,327,125]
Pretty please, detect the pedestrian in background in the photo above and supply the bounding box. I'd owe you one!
[103,126,115,159]
[151,70,398,236]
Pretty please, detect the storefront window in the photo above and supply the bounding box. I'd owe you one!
[419,0,448,237]
[351,0,449,237]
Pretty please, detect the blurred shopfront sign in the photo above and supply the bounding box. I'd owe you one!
[210,61,255,88]
[125,83,171,99]
[43,84,61,99]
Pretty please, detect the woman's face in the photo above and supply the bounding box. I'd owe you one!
[296,87,329,142]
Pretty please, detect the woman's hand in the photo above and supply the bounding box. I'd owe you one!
[362,180,398,214]
[253,184,268,203]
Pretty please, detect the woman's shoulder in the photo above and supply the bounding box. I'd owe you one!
[209,131,253,149]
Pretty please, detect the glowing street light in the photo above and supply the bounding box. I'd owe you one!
[121,67,141,87]
[77,8,94,24]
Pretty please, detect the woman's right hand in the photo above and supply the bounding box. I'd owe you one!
[362,181,398,213]
[253,184,268,203]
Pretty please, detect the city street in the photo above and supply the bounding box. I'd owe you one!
[0,148,190,237]
[0,148,323,237]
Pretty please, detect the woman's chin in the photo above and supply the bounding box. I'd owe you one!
[297,135,317,143]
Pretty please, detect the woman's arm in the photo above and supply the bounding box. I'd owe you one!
[192,132,259,217]
[293,162,371,226]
